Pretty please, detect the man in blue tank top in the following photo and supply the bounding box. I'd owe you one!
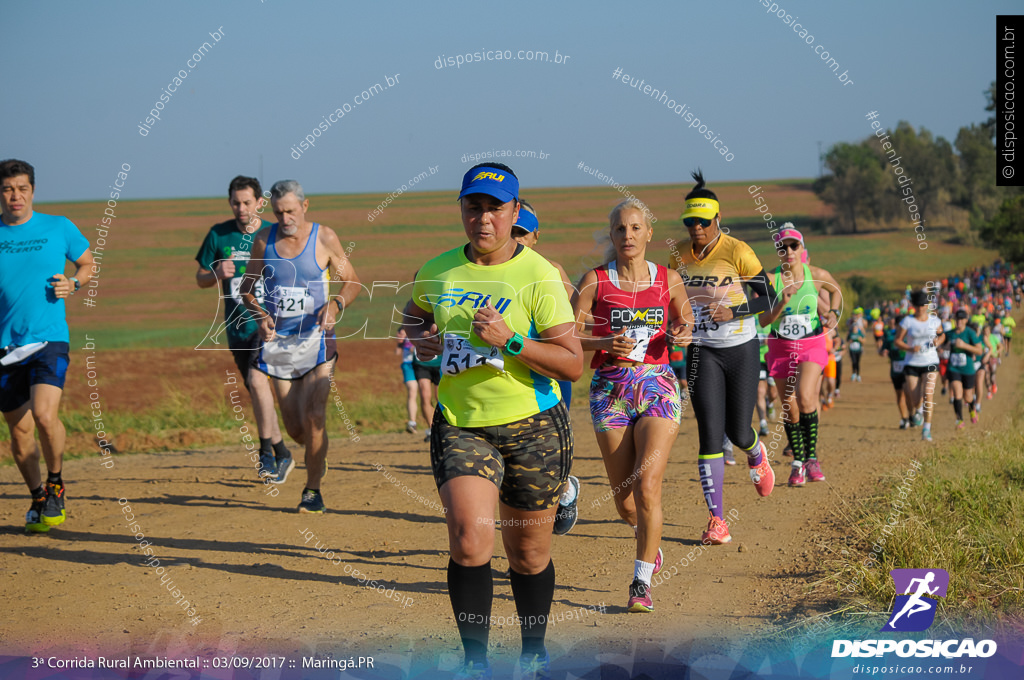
[195,176,294,484]
[0,159,95,533]
[240,180,362,514]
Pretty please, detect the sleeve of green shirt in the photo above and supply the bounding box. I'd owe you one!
[195,229,218,271]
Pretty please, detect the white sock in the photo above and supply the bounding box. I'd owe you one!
[559,478,578,505]
[634,559,655,585]
[631,525,638,536]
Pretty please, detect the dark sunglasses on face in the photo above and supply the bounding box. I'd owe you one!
[683,216,716,228]
[782,241,802,252]
[511,227,530,238]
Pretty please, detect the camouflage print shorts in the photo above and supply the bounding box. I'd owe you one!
[429,402,573,511]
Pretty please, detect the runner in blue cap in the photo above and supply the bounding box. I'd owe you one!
[403,163,582,680]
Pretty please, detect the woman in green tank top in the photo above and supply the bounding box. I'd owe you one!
[759,226,843,487]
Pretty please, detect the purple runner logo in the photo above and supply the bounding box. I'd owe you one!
[882,568,949,632]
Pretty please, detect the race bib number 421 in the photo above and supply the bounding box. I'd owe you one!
[274,286,314,318]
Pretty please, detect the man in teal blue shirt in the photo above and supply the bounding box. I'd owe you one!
[195,176,293,482]
[0,159,95,533]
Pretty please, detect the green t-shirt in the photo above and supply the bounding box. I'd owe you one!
[945,327,981,375]
[412,245,573,427]
[1002,316,1015,337]
[195,219,271,344]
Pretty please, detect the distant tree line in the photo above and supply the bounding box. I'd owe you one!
[814,82,1023,262]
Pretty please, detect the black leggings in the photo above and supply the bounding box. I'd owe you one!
[850,350,862,374]
[688,339,760,456]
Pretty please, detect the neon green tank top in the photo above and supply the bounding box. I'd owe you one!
[771,264,823,338]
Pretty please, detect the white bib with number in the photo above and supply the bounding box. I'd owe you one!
[441,334,505,377]
[691,302,745,342]
[229,277,265,304]
[849,340,861,352]
[892,360,907,373]
[275,285,314,318]
[624,326,656,362]
[949,352,968,368]
[778,314,815,340]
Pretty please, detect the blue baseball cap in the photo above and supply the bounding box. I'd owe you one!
[513,205,539,233]
[458,166,519,203]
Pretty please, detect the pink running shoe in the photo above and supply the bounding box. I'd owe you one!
[788,461,806,487]
[652,547,664,575]
[627,579,653,613]
[748,441,775,496]
[805,459,826,482]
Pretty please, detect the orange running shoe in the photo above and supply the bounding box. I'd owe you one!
[702,514,732,545]
[748,441,775,497]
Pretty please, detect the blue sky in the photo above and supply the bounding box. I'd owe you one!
[2,0,1012,202]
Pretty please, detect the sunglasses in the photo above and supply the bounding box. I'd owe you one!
[683,216,716,228]
[511,227,531,238]
[781,241,802,252]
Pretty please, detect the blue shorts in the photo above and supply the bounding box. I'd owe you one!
[0,342,70,413]
[401,362,415,383]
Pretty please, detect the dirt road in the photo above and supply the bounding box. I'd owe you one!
[0,346,1019,675]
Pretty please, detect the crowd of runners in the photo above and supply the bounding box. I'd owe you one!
[2,157,1020,680]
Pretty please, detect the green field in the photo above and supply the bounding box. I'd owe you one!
[50,180,997,350]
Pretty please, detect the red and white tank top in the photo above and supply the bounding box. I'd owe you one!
[590,260,671,367]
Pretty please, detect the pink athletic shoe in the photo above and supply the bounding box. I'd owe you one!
[805,459,826,482]
[788,461,806,487]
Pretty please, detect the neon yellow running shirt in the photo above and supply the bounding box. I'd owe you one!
[412,245,573,427]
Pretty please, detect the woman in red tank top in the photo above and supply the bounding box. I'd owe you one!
[573,198,692,613]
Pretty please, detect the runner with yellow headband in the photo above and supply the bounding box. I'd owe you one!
[669,170,778,545]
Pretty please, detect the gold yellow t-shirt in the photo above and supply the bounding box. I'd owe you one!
[669,233,764,348]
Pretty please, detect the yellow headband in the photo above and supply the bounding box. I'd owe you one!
[680,197,720,220]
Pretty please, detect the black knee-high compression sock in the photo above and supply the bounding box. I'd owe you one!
[800,411,820,459]
[448,558,493,665]
[509,560,555,658]
[953,398,964,421]
[784,421,806,462]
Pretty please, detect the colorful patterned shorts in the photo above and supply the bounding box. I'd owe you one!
[589,363,681,432]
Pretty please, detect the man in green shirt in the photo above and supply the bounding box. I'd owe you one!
[944,310,984,428]
[195,176,293,482]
